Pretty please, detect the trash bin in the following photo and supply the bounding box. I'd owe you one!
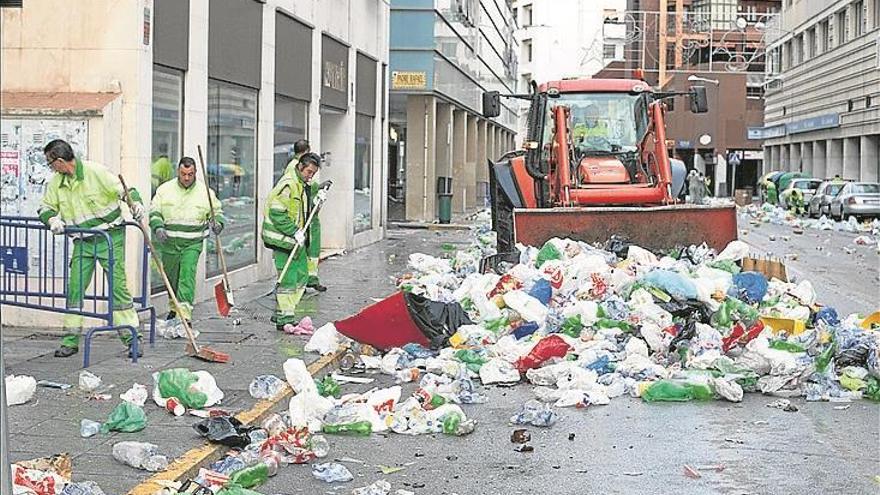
[437,177,453,224]
[735,188,752,206]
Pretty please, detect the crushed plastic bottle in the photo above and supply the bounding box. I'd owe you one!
[311,462,354,483]
[112,441,169,472]
[352,480,393,495]
[248,374,286,399]
[228,457,278,489]
[60,481,108,495]
[80,419,102,438]
[394,368,421,383]
[509,400,559,427]
[78,370,102,392]
[322,421,372,436]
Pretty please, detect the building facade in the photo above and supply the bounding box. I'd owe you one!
[388,0,519,222]
[0,0,389,325]
[760,0,880,181]
[597,0,780,195]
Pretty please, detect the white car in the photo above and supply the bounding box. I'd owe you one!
[779,178,822,209]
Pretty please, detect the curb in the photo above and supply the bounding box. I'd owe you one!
[126,348,348,495]
[390,221,471,231]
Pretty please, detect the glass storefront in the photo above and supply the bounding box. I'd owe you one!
[206,79,258,275]
[151,65,183,198]
[273,95,309,184]
[354,113,374,233]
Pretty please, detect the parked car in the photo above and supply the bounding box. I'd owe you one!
[829,182,880,220]
[779,178,822,209]
[808,180,848,218]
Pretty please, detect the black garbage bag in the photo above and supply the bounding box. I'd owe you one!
[193,416,254,448]
[604,235,632,259]
[669,320,699,355]
[659,300,711,324]
[403,293,473,349]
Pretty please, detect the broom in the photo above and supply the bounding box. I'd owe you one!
[197,145,235,317]
[119,175,230,363]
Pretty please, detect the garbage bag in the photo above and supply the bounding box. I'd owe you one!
[404,292,473,348]
[101,402,147,433]
[813,307,840,327]
[153,368,224,410]
[5,374,36,406]
[514,335,571,372]
[642,270,697,301]
[304,323,347,355]
[193,416,253,448]
[535,241,562,268]
[716,240,749,261]
[479,359,520,384]
[731,272,768,304]
[527,278,552,305]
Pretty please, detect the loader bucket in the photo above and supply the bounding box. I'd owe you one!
[512,204,738,253]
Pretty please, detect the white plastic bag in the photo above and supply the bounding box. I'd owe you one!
[716,240,750,261]
[288,392,333,431]
[78,370,102,392]
[120,383,148,407]
[283,358,319,396]
[5,375,36,406]
[626,245,658,266]
[479,359,520,384]
[304,323,345,355]
[503,290,548,324]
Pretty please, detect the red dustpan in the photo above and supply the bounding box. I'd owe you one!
[334,292,430,350]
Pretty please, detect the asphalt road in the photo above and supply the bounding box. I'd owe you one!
[256,219,880,495]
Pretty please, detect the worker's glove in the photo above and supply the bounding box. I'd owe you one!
[210,220,224,235]
[293,229,306,245]
[129,202,146,222]
[48,216,66,235]
[315,188,328,204]
[154,228,170,243]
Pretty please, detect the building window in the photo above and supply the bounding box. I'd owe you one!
[853,1,865,36]
[746,85,764,99]
[826,17,835,48]
[874,0,880,30]
[524,5,533,26]
[794,34,803,65]
[604,43,616,59]
[273,96,309,184]
[206,79,258,275]
[354,114,374,234]
[837,9,848,45]
[522,39,533,62]
[151,65,184,198]
[783,40,792,69]
[808,27,817,58]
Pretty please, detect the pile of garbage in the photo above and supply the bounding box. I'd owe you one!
[369,232,880,407]
[739,202,880,240]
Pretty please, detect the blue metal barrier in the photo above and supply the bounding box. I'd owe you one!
[0,217,156,367]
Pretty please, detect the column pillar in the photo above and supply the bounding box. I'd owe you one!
[789,143,801,172]
[452,109,468,213]
[404,95,437,222]
[812,140,827,179]
[800,142,813,177]
[780,144,789,171]
[465,114,478,211]
[860,134,879,182]
[487,124,497,164]
[843,137,860,180]
[826,139,843,178]
[476,119,489,206]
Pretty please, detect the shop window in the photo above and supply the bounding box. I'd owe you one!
[354,114,374,234]
[151,65,183,198]
[206,79,258,275]
[273,95,309,184]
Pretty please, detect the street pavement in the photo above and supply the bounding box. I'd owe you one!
[1,227,473,494]
[4,213,878,494]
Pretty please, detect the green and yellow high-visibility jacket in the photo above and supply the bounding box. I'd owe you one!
[149,179,224,244]
[38,159,142,232]
[261,171,307,252]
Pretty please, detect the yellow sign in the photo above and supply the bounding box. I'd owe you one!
[392,71,427,90]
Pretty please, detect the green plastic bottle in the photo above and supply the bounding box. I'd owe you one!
[315,375,341,398]
[641,380,714,402]
[769,340,807,353]
[321,421,372,436]
[441,411,462,435]
[227,458,277,489]
[815,339,837,373]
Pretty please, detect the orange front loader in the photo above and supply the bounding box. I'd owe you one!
[482,77,737,253]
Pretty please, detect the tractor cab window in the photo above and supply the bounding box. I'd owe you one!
[542,92,644,157]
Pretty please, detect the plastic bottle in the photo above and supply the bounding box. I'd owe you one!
[228,457,277,489]
[309,434,330,457]
[394,368,420,383]
[248,375,285,399]
[80,419,101,438]
[210,455,247,475]
[815,339,837,373]
[260,413,287,437]
[111,441,169,472]
[769,340,806,353]
[321,421,373,436]
[640,379,714,402]
[441,411,462,435]
[311,462,354,483]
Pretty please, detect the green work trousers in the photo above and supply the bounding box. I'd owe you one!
[307,216,321,286]
[62,228,139,349]
[273,248,307,325]
[159,239,203,320]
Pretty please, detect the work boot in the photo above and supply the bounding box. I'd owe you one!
[308,283,328,293]
[54,346,78,358]
[127,346,144,358]
[277,323,296,333]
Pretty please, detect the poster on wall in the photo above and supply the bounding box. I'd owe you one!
[0,118,88,216]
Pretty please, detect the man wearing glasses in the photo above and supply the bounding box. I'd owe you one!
[38,139,146,358]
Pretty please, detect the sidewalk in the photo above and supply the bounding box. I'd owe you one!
[2,226,473,494]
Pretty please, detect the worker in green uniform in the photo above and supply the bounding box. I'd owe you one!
[832,174,844,184]
[149,157,224,323]
[572,104,610,146]
[762,178,778,205]
[284,140,326,292]
[38,139,145,358]
[263,152,324,331]
[789,187,805,216]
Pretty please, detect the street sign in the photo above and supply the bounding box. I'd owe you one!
[391,71,427,90]
[0,246,27,275]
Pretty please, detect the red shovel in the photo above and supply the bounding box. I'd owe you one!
[198,145,235,317]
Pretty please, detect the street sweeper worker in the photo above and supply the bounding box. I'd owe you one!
[149,156,224,323]
[263,152,325,332]
[38,139,146,358]
[284,140,326,293]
